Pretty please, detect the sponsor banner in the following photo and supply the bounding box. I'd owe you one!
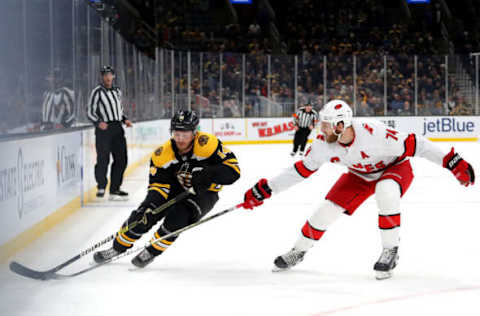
[0,137,56,245]
[55,132,82,208]
[377,116,480,139]
[247,118,296,140]
[212,119,246,140]
[246,118,318,141]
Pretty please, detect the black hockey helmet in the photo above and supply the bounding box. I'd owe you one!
[170,110,199,132]
[100,65,115,75]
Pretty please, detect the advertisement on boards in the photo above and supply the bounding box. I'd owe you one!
[212,119,246,141]
[0,137,55,245]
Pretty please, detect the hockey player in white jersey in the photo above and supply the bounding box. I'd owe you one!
[242,99,475,280]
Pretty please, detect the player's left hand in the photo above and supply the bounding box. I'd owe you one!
[191,168,213,194]
[443,148,475,186]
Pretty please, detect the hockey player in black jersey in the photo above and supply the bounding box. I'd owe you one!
[93,110,241,268]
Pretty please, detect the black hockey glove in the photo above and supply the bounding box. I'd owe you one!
[191,168,214,195]
[126,205,156,230]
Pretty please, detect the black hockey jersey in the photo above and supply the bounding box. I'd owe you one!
[141,132,240,207]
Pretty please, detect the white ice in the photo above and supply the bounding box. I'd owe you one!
[1,142,479,316]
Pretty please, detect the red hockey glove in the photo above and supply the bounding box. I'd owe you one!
[443,148,475,187]
[243,178,272,210]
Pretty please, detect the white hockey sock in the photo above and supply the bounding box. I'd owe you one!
[375,179,401,249]
[294,200,344,252]
[379,225,400,248]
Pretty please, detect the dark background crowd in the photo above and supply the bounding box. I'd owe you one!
[111,0,478,117]
[1,0,479,135]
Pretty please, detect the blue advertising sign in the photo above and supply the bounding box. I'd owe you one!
[230,0,253,3]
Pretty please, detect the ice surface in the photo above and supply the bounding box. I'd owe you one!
[1,142,479,316]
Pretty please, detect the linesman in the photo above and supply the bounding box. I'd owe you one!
[291,102,318,156]
[87,65,132,200]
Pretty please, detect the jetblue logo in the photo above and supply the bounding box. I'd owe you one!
[422,118,475,136]
[407,0,430,3]
[230,0,252,3]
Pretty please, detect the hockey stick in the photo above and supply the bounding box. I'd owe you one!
[9,188,195,280]
[20,202,244,280]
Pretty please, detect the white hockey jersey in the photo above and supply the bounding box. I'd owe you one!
[270,119,448,193]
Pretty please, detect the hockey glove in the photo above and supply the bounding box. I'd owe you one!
[443,148,475,187]
[243,178,272,210]
[191,168,214,195]
[125,205,156,232]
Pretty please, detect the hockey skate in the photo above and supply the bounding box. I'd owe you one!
[273,248,306,272]
[93,247,120,264]
[131,248,156,268]
[373,246,399,280]
[96,189,105,198]
[109,190,129,201]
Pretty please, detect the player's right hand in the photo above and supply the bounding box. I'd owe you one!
[98,122,108,130]
[128,206,154,226]
[243,178,272,210]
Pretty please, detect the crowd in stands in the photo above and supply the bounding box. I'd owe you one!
[2,0,479,135]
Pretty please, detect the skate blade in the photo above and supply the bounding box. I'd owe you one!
[108,196,129,201]
[272,266,290,273]
[375,270,393,280]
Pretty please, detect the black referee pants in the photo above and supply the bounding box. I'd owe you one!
[293,127,311,153]
[95,122,128,192]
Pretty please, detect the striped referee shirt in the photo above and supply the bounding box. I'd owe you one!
[87,84,127,125]
[294,107,319,128]
[41,87,75,127]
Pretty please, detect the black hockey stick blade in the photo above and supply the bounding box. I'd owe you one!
[9,261,56,280]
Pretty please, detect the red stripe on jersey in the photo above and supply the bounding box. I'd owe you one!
[378,214,401,229]
[294,161,317,178]
[396,134,416,163]
[301,221,325,240]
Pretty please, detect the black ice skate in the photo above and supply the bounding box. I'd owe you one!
[109,190,129,201]
[273,248,306,272]
[131,248,156,268]
[93,247,120,264]
[374,246,399,280]
[96,189,105,198]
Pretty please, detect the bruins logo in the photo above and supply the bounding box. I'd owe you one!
[198,135,209,146]
[154,146,163,156]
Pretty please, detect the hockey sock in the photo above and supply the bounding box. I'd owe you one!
[113,230,140,252]
[378,213,400,248]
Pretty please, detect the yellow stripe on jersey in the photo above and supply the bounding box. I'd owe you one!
[151,140,176,168]
[148,187,169,199]
[193,132,219,159]
[223,158,240,174]
[150,183,171,189]
[207,183,223,192]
